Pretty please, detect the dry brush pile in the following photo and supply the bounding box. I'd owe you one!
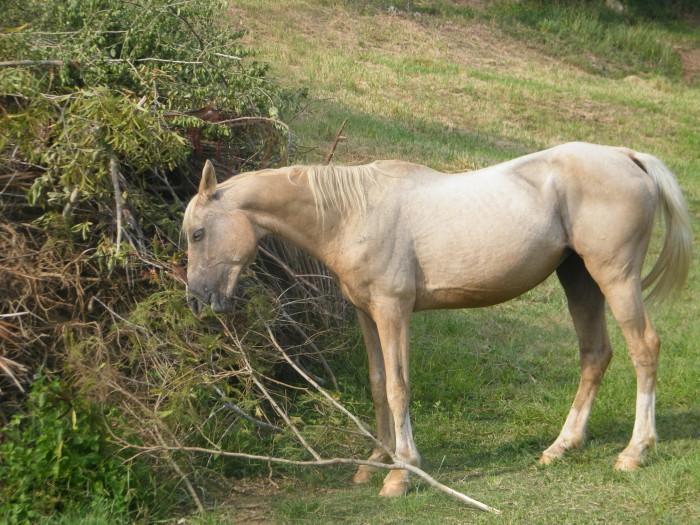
[0,0,355,519]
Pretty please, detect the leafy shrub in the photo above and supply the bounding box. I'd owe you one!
[0,1,347,519]
[0,0,303,393]
[0,375,152,523]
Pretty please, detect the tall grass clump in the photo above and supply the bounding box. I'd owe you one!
[491,1,683,78]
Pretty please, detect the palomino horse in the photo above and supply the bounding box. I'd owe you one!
[184,142,692,497]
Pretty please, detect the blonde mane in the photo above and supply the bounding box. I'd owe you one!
[305,163,382,219]
[183,162,385,233]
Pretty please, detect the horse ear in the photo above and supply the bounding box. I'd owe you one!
[198,160,218,200]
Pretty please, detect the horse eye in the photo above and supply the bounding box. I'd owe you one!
[192,228,204,242]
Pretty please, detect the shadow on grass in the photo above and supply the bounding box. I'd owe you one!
[291,98,537,168]
[416,407,700,483]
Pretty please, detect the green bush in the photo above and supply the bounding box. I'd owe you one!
[0,375,152,523]
[0,1,340,519]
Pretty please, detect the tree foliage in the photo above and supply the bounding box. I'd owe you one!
[1,0,291,263]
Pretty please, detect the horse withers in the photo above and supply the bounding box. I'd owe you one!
[183,143,692,497]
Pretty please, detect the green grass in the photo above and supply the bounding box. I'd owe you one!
[487,0,687,78]
[200,1,700,522]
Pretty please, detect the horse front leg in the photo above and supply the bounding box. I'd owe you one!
[372,299,421,497]
[353,308,396,484]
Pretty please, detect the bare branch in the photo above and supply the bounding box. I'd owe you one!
[258,246,324,295]
[0,58,205,68]
[152,425,204,513]
[212,385,283,433]
[116,441,500,514]
[220,319,322,461]
[277,308,339,390]
[0,60,66,67]
[166,5,204,53]
[324,118,348,165]
[108,155,123,277]
[213,52,242,61]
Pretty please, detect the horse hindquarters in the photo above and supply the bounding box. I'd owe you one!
[554,149,690,470]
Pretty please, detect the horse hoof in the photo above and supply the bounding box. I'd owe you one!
[379,481,409,497]
[614,456,641,472]
[353,467,373,484]
[539,453,559,465]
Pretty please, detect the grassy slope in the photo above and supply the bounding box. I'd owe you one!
[208,1,699,523]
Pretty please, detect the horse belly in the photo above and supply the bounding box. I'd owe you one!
[414,276,553,310]
[412,227,567,311]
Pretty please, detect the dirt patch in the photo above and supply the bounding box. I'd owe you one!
[202,478,281,524]
[229,1,555,75]
[678,46,700,83]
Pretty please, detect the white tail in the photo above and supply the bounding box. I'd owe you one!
[633,152,693,304]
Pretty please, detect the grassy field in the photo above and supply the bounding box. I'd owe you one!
[192,1,699,523]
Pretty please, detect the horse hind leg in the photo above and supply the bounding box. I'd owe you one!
[603,284,660,471]
[574,247,660,470]
[541,254,613,464]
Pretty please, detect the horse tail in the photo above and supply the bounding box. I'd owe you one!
[631,151,693,304]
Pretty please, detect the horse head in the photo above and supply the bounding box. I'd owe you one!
[184,160,258,315]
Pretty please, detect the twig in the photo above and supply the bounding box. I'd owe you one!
[166,4,204,52]
[277,308,339,390]
[104,383,205,512]
[219,319,322,461]
[324,118,348,164]
[0,356,27,392]
[0,58,205,68]
[108,155,123,276]
[212,385,282,433]
[258,246,324,295]
[293,356,326,386]
[152,425,204,513]
[213,52,242,61]
[61,186,80,218]
[0,60,66,67]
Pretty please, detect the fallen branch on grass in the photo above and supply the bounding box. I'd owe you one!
[115,440,500,514]
[186,315,499,513]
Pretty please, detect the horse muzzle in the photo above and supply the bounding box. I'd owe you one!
[187,287,233,315]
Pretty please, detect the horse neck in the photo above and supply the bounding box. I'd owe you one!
[230,169,341,262]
